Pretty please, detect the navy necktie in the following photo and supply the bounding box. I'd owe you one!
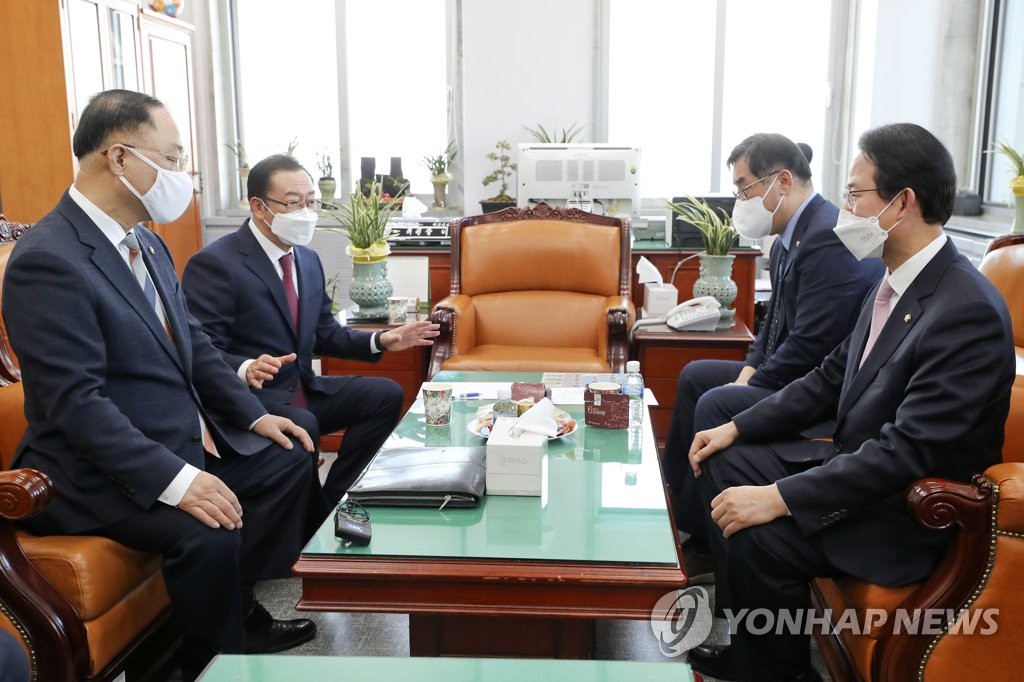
[762,245,789,364]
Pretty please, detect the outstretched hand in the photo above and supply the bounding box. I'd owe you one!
[245,353,297,389]
[179,471,242,530]
[380,320,440,351]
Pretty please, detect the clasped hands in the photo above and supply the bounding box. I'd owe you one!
[688,421,789,538]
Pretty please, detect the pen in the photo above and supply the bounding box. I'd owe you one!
[456,392,480,400]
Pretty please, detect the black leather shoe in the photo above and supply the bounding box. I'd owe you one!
[243,600,317,654]
[687,644,738,681]
[688,644,823,682]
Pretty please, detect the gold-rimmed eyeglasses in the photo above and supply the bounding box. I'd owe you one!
[841,187,881,207]
[733,170,782,201]
[121,143,189,172]
[262,196,323,212]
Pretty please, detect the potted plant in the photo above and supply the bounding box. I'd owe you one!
[988,140,1024,234]
[224,140,249,208]
[422,141,457,209]
[320,182,400,318]
[522,122,585,143]
[665,195,740,327]
[316,152,337,208]
[480,139,517,213]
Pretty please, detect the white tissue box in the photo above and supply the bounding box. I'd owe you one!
[486,417,547,496]
[643,283,678,316]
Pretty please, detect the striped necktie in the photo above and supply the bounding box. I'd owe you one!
[122,231,157,310]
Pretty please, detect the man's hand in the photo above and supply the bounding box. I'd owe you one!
[688,421,740,477]
[245,353,297,389]
[729,365,756,387]
[380,320,440,352]
[178,471,243,530]
[253,414,315,452]
[710,484,789,538]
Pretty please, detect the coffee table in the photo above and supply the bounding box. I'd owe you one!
[293,371,686,659]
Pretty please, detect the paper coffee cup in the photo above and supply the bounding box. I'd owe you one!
[387,296,409,325]
[421,382,453,426]
[587,381,622,394]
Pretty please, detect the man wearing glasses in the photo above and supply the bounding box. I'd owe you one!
[663,133,883,574]
[4,90,319,680]
[683,124,1013,681]
[183,154,439,513]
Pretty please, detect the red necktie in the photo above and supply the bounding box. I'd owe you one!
[859,279,896,368]
[279,253,307,408]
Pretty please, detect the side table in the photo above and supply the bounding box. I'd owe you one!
[633,322,754,450]
[318,323,429,451]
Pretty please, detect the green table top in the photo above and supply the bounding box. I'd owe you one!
[199,655,693,681]
[303,372,678,567]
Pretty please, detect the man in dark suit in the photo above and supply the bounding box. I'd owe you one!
[2,90,319,681]
[684,123,1015,681]
[182,154,439,508]
[663,134,884,550]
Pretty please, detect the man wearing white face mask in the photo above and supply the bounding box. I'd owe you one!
[683,123,1014,681]
[663,134,883,562]
[183,154,440,510]
[3,90,321,680]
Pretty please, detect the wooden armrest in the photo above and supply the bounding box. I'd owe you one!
[601,296,634,373]
[429,295,475,378]
[0,468,53,520]
[871,474,997,681]
[0,469,90,680]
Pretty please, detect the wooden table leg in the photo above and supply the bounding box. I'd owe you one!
[409,614,595,659]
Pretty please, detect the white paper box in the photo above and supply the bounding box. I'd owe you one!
[486,418,546,496]
[643,283,678,317]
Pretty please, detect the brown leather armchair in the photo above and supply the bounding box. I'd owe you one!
[428,204,635,377]
[811,234,1024,681]
[0,215,177,681]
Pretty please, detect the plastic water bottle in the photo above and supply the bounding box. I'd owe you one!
[623,360,644,427]
[493,388,518,420]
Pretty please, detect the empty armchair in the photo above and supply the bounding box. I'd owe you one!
[428,204,635,376]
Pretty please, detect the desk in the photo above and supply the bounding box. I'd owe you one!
[293,371,686,659]
[633,323,755,448]
[199,655,693,681]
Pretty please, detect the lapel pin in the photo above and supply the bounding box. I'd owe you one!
[148,246,155,254]
[795,240,801,248]
[904,314,911,323]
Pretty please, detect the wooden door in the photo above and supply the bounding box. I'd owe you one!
[140,10,201,275]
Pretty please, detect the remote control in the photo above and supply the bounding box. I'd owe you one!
[334,502,372,546]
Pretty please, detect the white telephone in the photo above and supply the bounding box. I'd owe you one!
[632,296,722,333]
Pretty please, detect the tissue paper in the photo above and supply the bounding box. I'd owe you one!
[636,256,678,316]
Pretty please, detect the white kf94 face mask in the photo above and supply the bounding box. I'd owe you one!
[732,174,782,240]
[832,192,905,260]
[264,206,319,246]
[119,146,194,224]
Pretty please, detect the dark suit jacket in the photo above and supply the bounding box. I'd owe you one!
[181,221,378,409]
[745,194,884,389]
[3,193,272,533]
[733,240,1014,585]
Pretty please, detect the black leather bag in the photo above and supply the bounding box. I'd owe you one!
[347,446,486,508]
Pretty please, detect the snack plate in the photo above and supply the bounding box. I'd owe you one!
[468,405,579,441]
